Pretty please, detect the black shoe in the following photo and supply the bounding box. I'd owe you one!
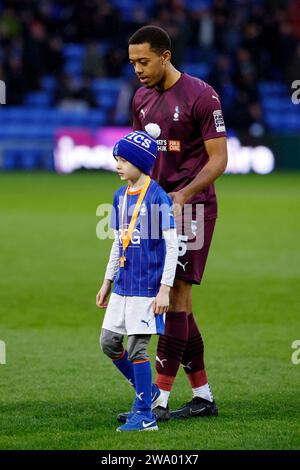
[117,411,131,424]
[171,397,218,419]
[153,405,171,422]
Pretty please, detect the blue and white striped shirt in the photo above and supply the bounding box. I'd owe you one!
[110,179,176,297]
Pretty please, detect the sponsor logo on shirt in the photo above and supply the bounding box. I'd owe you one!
[118,227,140,245]
[156,139,181,152]
[168,140,181,152]
[213,110,226,133]
[157,139,168,152]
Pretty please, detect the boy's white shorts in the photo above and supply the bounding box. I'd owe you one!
[102,293,165,336]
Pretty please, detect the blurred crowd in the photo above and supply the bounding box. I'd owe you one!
[0,0,299,130]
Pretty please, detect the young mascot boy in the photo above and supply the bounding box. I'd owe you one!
[96,124,178,432]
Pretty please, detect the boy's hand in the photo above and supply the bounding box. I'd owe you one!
[96,279,112,309]
[152,284,170,315]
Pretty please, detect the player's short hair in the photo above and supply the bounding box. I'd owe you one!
[128,25,171,56]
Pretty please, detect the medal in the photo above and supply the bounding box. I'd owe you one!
[119,176,151,268]
[119,255,126,267]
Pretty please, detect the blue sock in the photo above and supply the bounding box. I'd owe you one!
[132,360,152,416]
[113,351,135,388]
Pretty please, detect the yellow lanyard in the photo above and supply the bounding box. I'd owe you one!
[120,176,151,267]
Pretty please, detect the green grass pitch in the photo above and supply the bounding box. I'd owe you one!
[0,171,299,450]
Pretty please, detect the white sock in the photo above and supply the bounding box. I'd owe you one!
[157,389,170,408]
[192,383,214,402]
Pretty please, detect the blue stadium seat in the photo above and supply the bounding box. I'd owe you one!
[1,106,25,115]
[64,60,83,76]
[92,78,123,93]
[20,149,41,170]
[263,97,295,113]
[64,112,89,125]
[110,0,146,20]
[92,78,121,110]
[185,0,213,12]
[63,44,86,59]
[281,112,300,131]
[264,112,282,131]
[41,150,55,171]
[0,107,46,124]
[95,91,118,109]
[31,125,56,139]
[86,110,107,126]
[0,107,107,130]
[2,149,20,170]
[261,97,283,111]
[0,125,22,139]
[259,81,288,96]
[41,75,56,92]
[0,121,54,139]
[182,62,210,79]
[25,92,52,107]
[22,108,48,123]
[122,63,134,78]
[2,148,53,170]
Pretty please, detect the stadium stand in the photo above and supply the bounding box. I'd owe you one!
[0,0,299,169]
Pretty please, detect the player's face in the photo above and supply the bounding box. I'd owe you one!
[116,157,141,183]
[128,43,168,88]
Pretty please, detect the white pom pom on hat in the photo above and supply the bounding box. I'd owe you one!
[145,123,161,139]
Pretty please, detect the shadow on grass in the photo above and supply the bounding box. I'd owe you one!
[1,395,297,438]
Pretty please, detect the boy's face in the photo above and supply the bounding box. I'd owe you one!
[116,156,141,182]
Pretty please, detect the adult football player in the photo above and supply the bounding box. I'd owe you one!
[119,24,228,422]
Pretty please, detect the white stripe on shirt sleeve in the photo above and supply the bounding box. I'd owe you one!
[104,230,120,281]
[161,228,178,287]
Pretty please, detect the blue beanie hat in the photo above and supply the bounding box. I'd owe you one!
[113,127,160,176]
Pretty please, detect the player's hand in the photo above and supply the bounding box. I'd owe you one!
[153,284,170,315]
[168,191,187,217]
[96,280,112,309]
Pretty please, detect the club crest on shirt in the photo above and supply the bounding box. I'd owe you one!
[140,202,147,216]
[191,219,197,237]
[213,110,226,132]
[173,105,180,121]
